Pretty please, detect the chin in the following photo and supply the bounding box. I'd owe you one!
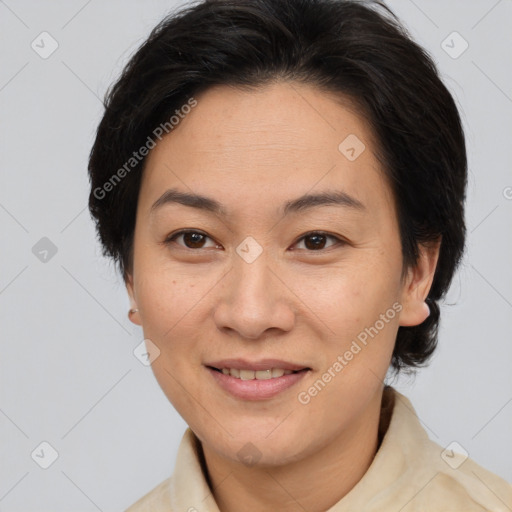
[200,418,312,467]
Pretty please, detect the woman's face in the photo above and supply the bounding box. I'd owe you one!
[127,81,435,466]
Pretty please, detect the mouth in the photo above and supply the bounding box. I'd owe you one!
[205,359,311,400]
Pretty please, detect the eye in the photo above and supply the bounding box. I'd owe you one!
[292,231,345,251]
[164,230,219,250]
[164,229,345,252]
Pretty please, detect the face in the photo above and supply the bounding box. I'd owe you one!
[127,81,436,467]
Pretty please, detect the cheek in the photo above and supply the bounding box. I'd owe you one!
[134,268,207,413]
[135,258,208,331]
[297,258,398,326]
[304,261,401,371]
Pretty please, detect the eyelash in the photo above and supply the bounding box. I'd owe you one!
[164,229,346,252]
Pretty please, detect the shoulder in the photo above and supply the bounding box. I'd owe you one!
[403,440,512,511]
[386,389,512,511]
[124,477,173,512]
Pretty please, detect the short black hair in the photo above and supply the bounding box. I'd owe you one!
[88,0,467,373]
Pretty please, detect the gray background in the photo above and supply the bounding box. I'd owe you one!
[0,0,511,510]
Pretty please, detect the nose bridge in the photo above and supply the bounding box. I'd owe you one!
[214,236,294,338]
[232,236,277,306]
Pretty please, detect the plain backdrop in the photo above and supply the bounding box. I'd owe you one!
[0,0,511,510]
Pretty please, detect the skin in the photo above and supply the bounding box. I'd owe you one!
[126,81,439,512]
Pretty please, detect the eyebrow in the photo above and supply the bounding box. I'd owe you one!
[150,187,366,218]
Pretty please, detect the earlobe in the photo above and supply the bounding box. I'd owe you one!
[125,273,142,326]
[128,307,141,324]
[398,238,441,327]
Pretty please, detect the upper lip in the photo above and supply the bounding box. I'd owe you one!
[205,358,310,372]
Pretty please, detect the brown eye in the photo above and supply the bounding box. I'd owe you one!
[293,232,344,251]
[165,230,217,249]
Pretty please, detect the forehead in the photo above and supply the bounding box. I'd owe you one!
[140,81,393,220]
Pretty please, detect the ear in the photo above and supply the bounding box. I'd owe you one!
[125,272,142,326]
[399,237,441,327]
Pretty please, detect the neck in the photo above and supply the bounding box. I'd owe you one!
[201,387,386,512]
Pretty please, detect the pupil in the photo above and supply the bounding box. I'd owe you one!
[306,234,325,250]
[185,232,204,248]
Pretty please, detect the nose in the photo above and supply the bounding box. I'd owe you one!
[213,251,295,340]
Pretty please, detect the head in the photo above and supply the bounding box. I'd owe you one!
[88,0,467,466]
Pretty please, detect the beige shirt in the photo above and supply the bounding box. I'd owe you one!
[126,387,512,511]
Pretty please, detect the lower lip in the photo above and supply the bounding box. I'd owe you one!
[206,367,309,400]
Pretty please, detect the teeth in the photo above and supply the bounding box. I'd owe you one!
[255,370,272,380]
[240,369,255,380]
[218,368,298,380]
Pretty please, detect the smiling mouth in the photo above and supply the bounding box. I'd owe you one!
[207,366,310,380]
